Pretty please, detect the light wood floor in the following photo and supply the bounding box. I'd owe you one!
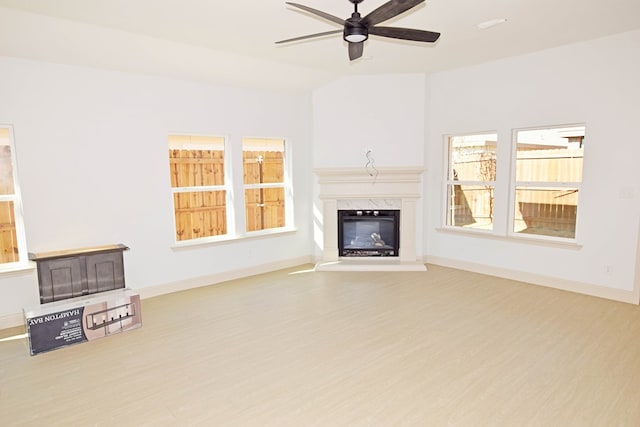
[2,264,640,426]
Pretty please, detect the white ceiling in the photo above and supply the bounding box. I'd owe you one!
[0,0,639,91]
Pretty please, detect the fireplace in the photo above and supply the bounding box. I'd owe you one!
[314,167,426,271]
[338,210,400,257]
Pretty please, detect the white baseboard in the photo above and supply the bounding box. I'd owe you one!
[136,256,314,299]
[0,256,314,330]
[0,313,26,331]
[425,255,639,305]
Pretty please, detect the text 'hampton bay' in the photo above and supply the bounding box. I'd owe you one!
[28,309,81,325]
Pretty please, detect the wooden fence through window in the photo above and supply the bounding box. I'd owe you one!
[169,149,285,240]
[0,201,18,263]
[0,144,18,263]
[451,149,583,236]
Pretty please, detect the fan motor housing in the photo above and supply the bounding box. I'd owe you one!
[344,15,368,42]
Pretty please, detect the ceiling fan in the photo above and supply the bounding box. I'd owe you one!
[276,0,440,61]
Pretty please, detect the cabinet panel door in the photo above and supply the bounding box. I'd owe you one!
[38,258,84,303]
[85,252,125,294]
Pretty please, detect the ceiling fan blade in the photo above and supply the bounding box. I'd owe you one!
[285,2,345,26]
[348,41,364,61]
[276,29,342,44]
[369,26,440,42]
[362,0,425,27]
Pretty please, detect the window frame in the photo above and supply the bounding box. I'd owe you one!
[507,124,585,243]
[0,124,29,272]
[168,133,233,244]
[168,134,295,248]
[241,137,293,234]
[442,131,498,233]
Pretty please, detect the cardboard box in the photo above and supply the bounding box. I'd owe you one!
[24,289,142,355]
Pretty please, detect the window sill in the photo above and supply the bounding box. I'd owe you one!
[171,227,298,250]
[0,261,37,277]
[435,226,583,249]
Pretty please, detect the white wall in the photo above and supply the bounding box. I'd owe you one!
[312,74,427,168]
[0,57,313,320]
[424,30,640,295]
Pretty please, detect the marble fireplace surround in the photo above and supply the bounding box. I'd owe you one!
[314,167,426,271]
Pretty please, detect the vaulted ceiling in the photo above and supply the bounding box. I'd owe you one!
[0,0,639,91]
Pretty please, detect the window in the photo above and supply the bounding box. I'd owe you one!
[168,135,228,241]
[443,125,586,242]
[168,134,293,243]
[0,125,28,268]
[445,133,497,231]
[511,125,585,239]
[242,138,289,232]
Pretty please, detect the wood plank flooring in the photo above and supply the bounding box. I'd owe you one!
[1,264,640,426]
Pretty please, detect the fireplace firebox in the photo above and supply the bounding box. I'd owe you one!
[338,210,400,257]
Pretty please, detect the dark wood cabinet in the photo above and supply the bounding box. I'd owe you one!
[29,244,129,304]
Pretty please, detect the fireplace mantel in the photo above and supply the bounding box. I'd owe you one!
[314,167,426,271]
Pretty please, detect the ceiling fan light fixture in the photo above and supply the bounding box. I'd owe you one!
[344,24,368,43]
[345,33,368,43]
